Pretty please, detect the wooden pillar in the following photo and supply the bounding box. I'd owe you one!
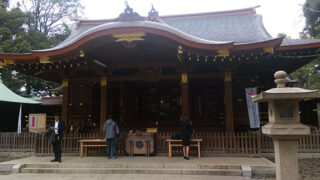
[62,77,69,132]
[100,76,107,136]
[181,72,190,119]
[224,71,234,131]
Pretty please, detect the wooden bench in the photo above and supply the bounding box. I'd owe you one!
[79,139,106,158]
[166,139,203,158]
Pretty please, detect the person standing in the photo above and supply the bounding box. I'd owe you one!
[103,115,117,159]
[51,114,65,163]
[181,116,193,160]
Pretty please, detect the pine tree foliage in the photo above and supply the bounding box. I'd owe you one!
[0,0,82,97]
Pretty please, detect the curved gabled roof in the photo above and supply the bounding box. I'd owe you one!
[1,6,319,61]
[69,6,271,45]
[19,6,283,57]
[34,20,234,53]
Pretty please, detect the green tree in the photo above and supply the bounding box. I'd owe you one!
[22,0,82,36]
[291,59,320,90]
[303,0,320,38]
[0,0,81,96]
[290,0,320,91]
[0,1,30,53]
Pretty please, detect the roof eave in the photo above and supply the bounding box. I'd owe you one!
[233,37,283,51]
[277,41,320,50]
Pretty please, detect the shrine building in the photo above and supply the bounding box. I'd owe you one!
[0,5,319,135]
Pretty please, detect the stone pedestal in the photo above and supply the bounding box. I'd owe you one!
[274,140,299,180]
[262,123,310,180]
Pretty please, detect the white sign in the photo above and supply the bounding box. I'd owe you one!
[245,88,260,129]
[29,115,38,128]
[28,114,46,132]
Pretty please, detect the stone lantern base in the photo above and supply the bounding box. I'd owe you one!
[262,123,310,140]
[262,123,310,180]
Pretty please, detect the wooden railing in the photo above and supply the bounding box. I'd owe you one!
[35,133,127,156]
[0,133,37,152]
[0,130,320,156]
[261,129,320,153]
[157,130,261,156]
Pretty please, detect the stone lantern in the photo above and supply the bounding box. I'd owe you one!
[252,70,319,180]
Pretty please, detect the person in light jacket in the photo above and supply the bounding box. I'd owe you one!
[103,115,117,159]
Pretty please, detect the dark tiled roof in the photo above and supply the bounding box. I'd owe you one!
[45,7,320,50]
[40,96,62,106]
[163,14,272,44]
[281,38,320,46]
[56,25,94,48]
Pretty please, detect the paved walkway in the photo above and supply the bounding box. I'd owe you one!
[0,173,251,180]
[0,156,274,166]
[0,156,275,180]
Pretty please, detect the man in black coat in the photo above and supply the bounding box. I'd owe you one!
[50,114,65,163]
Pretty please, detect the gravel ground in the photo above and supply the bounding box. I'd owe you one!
[253,158,320,180]
[299,158,320,180]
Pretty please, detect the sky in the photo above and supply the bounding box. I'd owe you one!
[81,0,306,39]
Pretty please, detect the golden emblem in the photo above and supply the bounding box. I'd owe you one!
[217,49,230,57]
[112,33,146,43]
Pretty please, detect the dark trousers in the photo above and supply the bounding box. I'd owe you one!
[52,135,62,160]
[106,138,116,158]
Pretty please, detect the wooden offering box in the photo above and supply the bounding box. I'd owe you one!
[125,132,155,156]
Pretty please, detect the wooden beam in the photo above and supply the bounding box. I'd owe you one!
[100,75,107,136]
[181,72,190,119]
[62,77,69,132]
[108,61,178,69]
[55,72,224,84]
[224,71,234,131]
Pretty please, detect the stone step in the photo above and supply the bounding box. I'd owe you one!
[25,163,241,170]
[21,167,243,176]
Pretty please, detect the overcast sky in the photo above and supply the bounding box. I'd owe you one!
[81,0,306,39]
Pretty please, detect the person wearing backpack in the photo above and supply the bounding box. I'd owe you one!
[114,120,120,147]
[103,115,117,159]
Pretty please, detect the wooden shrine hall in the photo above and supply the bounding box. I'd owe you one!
[1,5,320,135]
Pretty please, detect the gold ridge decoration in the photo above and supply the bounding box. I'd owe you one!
[101,76,107,86]
[80,50,85,57]
[39,57,52,64]
[4,59,15,66]
[178,45,183,54]
[181,73,188,83]
[224,72,232,83]
[263,47,274,54]
[112,33,146,43]
[62,78,68,88]
[217,49,229,57]
[0,60,4,68]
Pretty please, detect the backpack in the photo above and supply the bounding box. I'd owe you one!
[115,123,120,137]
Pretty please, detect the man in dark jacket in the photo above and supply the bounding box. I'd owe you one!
[103,115,117,159]
[50,114,65,163]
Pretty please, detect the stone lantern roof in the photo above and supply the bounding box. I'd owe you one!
[252,71,319,102]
